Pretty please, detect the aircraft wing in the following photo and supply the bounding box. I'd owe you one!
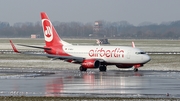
[9,40,105,63]
[24,52,84,62]
[9,40,51,53]
[17,44,51,50]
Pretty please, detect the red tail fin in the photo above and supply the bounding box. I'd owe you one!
[41,12,62,47]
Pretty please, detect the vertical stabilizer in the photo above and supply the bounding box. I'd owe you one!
[41,12,71,47]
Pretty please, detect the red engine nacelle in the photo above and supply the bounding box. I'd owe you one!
[81,59,100,68]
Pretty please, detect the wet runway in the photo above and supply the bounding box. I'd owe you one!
[0,67,180,98]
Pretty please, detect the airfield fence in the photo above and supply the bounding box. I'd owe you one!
[1,50,180,55]
[0,50,45,54]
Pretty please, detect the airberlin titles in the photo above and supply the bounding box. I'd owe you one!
[89,48,124,58]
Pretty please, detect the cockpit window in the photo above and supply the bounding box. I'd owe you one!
[135,52,146,54]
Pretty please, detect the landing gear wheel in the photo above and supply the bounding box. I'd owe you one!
[99,65,107,72]
[134,68,138,72]
[79,66,87,71]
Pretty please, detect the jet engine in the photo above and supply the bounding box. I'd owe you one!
[81,59,100,68]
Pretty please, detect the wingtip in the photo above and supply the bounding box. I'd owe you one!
[132,41,135,48]
[9,40,19,53]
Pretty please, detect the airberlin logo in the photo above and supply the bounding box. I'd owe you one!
[89,48,124,58]
[42,19,53,42]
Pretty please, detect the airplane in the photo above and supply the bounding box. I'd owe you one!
[10,12,151,72]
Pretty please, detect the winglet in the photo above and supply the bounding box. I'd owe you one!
[132,41,135,48]
[9,40,20,53]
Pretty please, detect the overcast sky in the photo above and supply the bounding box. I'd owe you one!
[1,0,180,26]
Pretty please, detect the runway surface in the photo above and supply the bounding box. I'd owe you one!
[0,67,180,98]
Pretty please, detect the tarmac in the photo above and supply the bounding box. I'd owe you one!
[0,67,179,98]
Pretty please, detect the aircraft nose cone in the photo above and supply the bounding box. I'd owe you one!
[144,55,151,63]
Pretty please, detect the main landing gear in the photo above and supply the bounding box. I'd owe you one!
[99,65,107,72]
[79,66,87,71]
[79,65,107,72]
[134,68,138,72]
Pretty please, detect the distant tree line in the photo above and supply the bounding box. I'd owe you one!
[0,20,180,39]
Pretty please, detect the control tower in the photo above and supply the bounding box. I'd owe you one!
[94,21,102,31]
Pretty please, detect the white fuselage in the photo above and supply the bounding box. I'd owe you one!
[62,45,150,64]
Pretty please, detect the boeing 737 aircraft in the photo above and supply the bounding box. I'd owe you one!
[10,12,151,72]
